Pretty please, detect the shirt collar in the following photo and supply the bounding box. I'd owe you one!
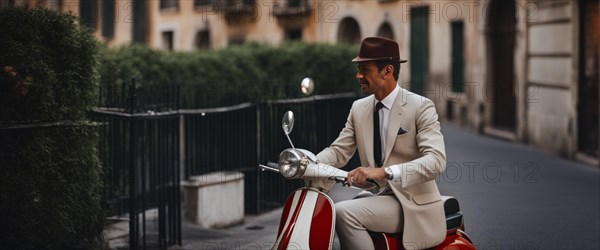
[379,84,400,110]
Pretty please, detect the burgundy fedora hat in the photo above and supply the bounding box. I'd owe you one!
[352,37,408,63]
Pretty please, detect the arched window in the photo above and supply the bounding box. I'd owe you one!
[337,17,361,44]
[376,22,394,40]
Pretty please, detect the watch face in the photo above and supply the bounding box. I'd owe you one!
[385,167,393,179]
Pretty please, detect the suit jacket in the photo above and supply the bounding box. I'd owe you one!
[316,87,447,249]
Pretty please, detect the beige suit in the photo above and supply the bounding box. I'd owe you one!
[316,87,447,249]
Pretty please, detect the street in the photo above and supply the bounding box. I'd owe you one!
[435,125,600,250]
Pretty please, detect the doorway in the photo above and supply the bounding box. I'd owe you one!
[578,0,599,158]
[487,0,517,131]
[410,6,429,95]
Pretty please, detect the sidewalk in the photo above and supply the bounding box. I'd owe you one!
[104,184,360,250]
[172,207,282,250]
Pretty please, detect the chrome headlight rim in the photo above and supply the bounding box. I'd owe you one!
[278,149,308,179]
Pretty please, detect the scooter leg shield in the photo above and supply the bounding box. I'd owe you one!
[273,188,335,250]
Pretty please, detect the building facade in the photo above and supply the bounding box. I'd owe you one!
[2,0,598,165]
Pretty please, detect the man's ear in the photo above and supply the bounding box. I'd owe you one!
[384,65,393,79]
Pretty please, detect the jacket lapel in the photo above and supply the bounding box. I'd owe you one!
[383,89,407,165]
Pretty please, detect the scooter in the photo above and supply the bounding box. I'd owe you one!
[259,111,476,250]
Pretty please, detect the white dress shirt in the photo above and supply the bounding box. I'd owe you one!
[375,84,402,183]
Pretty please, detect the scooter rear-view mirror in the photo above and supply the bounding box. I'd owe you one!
[282,111,295,148]
[301,77,314,96]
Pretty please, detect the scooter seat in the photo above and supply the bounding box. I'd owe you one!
[367,196,471,249]
[442,196,463,231]
[446,212,463,230]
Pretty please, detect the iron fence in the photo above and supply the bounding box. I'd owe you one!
[94,82,181,250]
[94,80,360,248]
[180,93,360,213]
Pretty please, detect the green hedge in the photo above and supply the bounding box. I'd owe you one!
[98,42,361,109]
[0,126,103,249]
[0,7,103,249]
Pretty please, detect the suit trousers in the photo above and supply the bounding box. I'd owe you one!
[335,194,404,249]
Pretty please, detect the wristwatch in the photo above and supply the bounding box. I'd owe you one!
[384,167,393,180]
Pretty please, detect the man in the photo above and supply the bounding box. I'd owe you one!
[316,37,447,249]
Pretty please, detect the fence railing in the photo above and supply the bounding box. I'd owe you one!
[93,81,360,249]
[180,93,360,213]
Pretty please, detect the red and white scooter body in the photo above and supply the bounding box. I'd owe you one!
[273,188,335,250]
[264,111,475,250]
[272,187,477,250]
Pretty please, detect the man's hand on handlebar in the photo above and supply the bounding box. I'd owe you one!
[346,166,388,187]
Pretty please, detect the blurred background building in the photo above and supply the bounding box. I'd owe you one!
[2,0,598,166]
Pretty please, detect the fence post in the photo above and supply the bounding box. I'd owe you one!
[255,102,262,213]
[127,79,139,250]
[127,79,140,114]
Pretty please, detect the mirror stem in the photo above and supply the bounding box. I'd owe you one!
[285,134,295,149]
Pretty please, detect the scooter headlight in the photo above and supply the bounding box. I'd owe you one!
[278,149,308,179]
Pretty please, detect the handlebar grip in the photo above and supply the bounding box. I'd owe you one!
[332,177,347,184]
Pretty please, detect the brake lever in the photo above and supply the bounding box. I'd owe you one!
[366,178,380,190]
[332,176,348,186]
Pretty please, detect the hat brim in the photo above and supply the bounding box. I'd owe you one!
[352,56,408,63]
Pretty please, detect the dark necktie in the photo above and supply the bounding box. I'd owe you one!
[373,102,384,167]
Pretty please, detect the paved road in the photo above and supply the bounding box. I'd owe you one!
[437,125,599,250]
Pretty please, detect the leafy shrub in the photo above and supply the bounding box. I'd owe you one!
[0,7,103,249]
[98,42,361,109]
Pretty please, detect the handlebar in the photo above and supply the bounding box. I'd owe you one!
[259,162,279,173]
[332,176,380,190]
[259,162,380,191]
